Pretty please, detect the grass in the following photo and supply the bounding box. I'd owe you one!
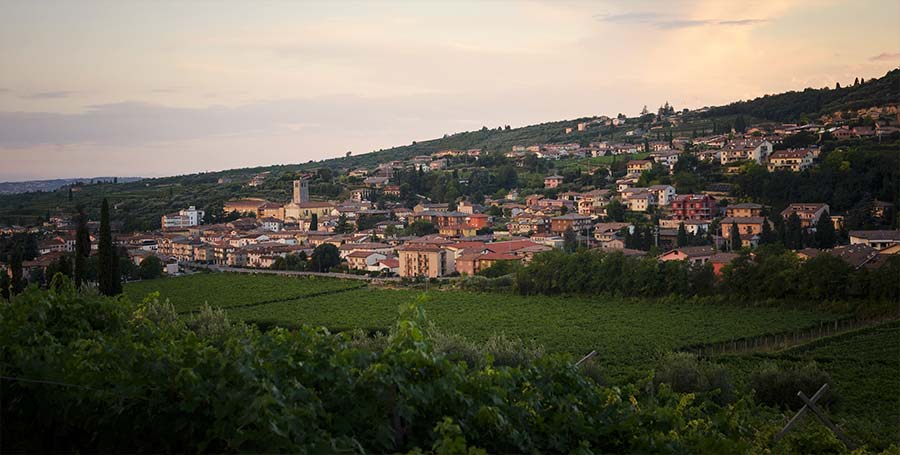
[125,274,838,381]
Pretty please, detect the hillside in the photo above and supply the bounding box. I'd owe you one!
[704,68,900,122]
[0,69,897,229]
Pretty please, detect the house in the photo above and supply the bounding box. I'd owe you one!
[370,257,400,274]
[709,252,739,276]
[346,251,388,270]
[456,252,519,276]
[767,149,814,172]
[337,242,394,259]
[258,217,284,232]
[849,230,900,250]
[725,203,764,218]
[623,191,655,212]
[383,185,401,197]
[508,214,550,235]
[719,139,773,165]
[626,160,653,175]
[161,206,205,230]
[284,201,335,221]
[648,185,676,206]
[38,237,67,255]
[429,159,448,171]
[593,222,632,247]
[397,244,449,278]
[258,202,286,220]
[780,203,829,229]
[223,198,267,216]
[720,217,768,240]
[550,214,593,234]
[658,245,717,265]
[544,175,564,189]
[670,194,716,221]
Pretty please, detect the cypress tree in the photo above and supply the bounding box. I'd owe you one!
[729,222,742,251]
[0,269,9,300]
[74,206,91,287]
[814,210,836,249]
[786,212,804,250]
[310,213,318,232]
[759,218,776,244]
[563,227,577,253]
[677,222,688,247]
[10,247,24,295]
[97,198,119,296]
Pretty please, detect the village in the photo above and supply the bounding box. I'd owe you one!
[10,102,899,283]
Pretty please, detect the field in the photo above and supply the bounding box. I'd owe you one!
[720,322,900,449]
[125,273,838,380]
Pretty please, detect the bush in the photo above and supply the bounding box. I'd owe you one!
[750,362,836,410]
[653,352,734,405]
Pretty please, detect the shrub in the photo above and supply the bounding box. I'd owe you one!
[750,362,836,410]
[653,352,734,405]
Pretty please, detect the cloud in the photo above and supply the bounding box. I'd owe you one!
[22,90,77,99]
[595,11,767,29]
[869,52,900,61]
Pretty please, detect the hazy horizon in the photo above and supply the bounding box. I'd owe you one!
[2,0,898,181]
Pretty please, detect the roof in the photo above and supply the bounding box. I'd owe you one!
[479,252,519,261]
[721,216,767,224]
[663,245,717,258]
[544,174,564,180]
[849,230,900,241]
[729,203,763,209]
[396,243,444,252]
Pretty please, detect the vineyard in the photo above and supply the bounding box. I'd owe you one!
[125,274,840,380]
[123,273,364,313]
[719,321,900,449]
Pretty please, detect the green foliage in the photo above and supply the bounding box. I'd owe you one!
[126,274,834,381]
[654,352,734,405]
[404,221,438,237]
[1,282,760,453]
[750,362,836,410]
[97,198,121,296]
[310,243,340,272]
[138,256,164,280]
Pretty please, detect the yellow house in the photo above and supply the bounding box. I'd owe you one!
[284,201,335,221]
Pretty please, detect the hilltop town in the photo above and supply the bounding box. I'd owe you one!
[4,86,898,284]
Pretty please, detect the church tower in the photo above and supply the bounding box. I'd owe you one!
[293,179,309,204]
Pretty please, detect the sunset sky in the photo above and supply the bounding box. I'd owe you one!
[1,0,898,181]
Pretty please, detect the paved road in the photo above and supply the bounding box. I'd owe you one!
[181,262,402,282]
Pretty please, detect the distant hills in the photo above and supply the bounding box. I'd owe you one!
[0,177,143,195]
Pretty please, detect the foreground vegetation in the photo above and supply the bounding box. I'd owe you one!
[125,274,839,381]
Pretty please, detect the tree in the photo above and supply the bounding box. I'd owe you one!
[563,227,577,253]
[10,247,24,295]
[759,218,776,245]
[785,212,804,250]
[405,221,438,237]
[310,244,340,273]
[814,210,836,249]
[677,222,688,247]
[729,222,742,251]
[97,198,121,296]
[74,206,91,287]
[139,256,164,280]
[309,213,319,232]
[734,115,747,133]
[606,199,626,222]
[46,255,73,280]
[0,269,9,300]
[334,214,352,234]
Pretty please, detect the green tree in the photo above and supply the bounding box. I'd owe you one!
[309,213,319,232]
[814,210,837,249]
[563,227,577,253]
[729,222,742,251]
[334,214,352,234]
[785,212,804,250]
[606,199,626,222]
[97,198,121,296]
[734,115,747,133]
[74,206,91,287]
[310,244,340,272]
[676,222,688,247]
[0,269,9,300]
[139,256,164,280]
[759,218,776,245]
[10,247,24,295]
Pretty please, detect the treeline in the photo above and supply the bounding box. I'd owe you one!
[1,281,757,453]
[729,147,899,226]
[704,69,900,122]
[515,247,900,303]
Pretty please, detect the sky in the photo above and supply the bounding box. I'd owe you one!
[0,0,898,182]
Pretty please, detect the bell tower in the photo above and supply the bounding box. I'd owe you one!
[293,179,309,204]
